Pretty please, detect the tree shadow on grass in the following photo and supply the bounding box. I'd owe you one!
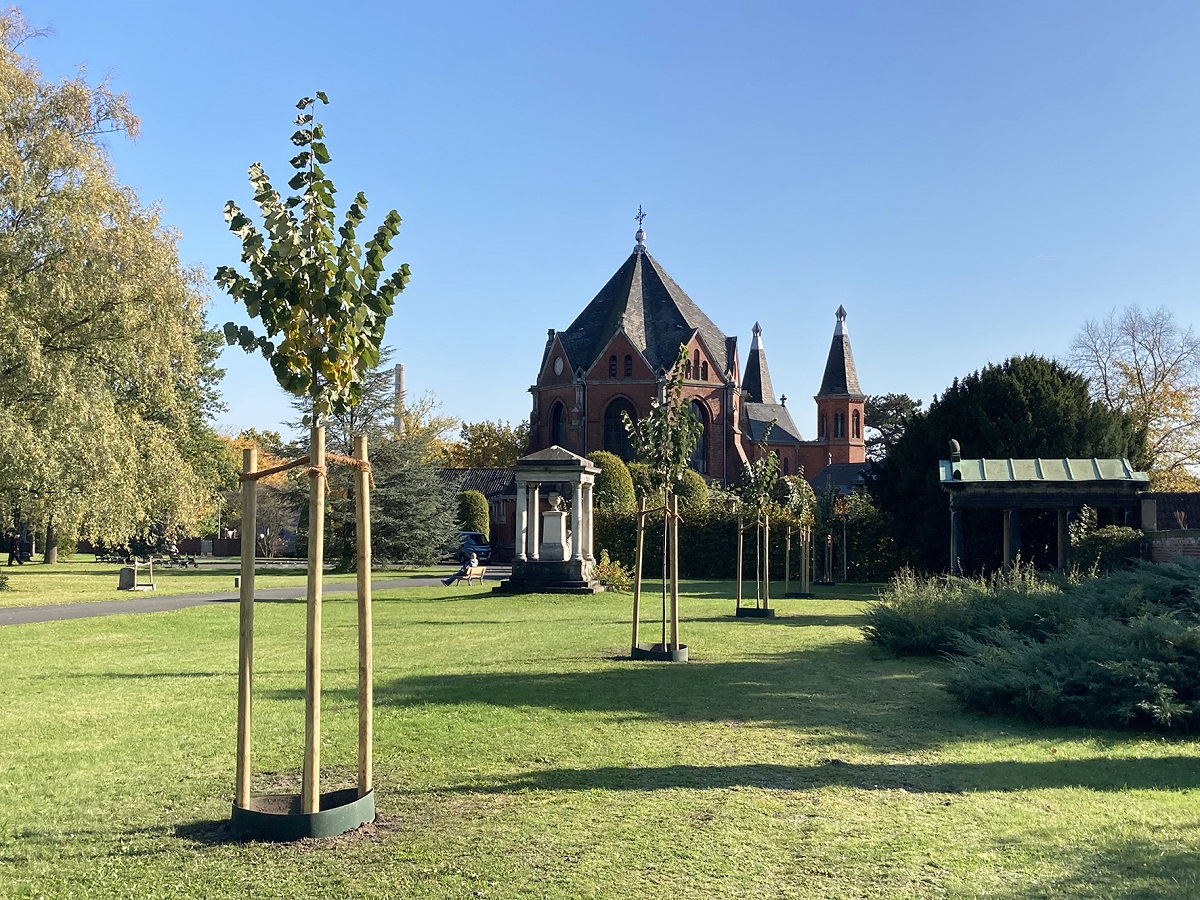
[438,756,1200,795]
[687,613,869,628]
[262,641,1072,755]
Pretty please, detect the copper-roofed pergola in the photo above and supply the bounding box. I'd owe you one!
[940,441,1149,574]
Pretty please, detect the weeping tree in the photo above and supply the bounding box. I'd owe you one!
[623,345,703,654]
[216,93,409,821]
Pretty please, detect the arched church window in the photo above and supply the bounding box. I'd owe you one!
[820,413,828,439]
[550,401,565,447]
[701,361,708,381]
[834,413,845,438]
[624,355,633,377]
[693,349,701,379]
[782,458,790,476]
[603,398,637,461]
[688,400,707,474]
[609,355,617,378]
[852,410,861,439]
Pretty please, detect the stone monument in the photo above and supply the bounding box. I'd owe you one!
[496,446,603,594]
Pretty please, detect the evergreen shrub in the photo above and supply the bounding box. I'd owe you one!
[867,560,1200,732]
[587,451,635,514]
[1072,525,1145,573]
[456,490,489,536]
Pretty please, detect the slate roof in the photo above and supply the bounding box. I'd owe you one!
[809,462,871,495]
[439,467,515,502]
[741,322,775,404]
[557,249,733,376]
[743,402,803,445]
[817,306,865,399]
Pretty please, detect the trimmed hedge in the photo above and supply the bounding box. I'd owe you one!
[594,506,811,581]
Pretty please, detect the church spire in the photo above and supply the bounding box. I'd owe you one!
[634,205,647,254]
[817,306,864,398]
[741,321,776,404]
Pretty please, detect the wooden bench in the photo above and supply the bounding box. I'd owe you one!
[458,565,487,585]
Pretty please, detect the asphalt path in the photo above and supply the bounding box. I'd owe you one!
[0,568,511,627]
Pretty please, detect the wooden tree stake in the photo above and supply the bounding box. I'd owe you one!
[631,496,646,654]
[235,447,257,809]
[669,494,680,651]
[354,436,373,798]
[301,424,325,815]
[785,526,792,596]
[736,515,744,612]
[763,512,771,610]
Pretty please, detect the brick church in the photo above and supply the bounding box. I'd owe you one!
[527,223,866,487]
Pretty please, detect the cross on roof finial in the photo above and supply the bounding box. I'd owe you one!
[635,205,646,228]
[634,205,647,252]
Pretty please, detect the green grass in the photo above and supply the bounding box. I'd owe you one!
[0,560,447,608]
[0,582,1197,898]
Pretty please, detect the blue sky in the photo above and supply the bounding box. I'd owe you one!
[18,1,1200,440]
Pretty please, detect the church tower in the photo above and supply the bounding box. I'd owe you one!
[813,306,866,466]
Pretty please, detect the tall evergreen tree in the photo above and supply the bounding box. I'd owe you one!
[869,355,1143,573]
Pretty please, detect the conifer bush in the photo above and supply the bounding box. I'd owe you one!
[866,560,1200,732]
[456,490,489,536]
[587,451,635,514]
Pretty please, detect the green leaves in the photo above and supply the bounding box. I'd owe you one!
[739,421,780,513]
[622,344,703,498]
[219,93,408,423]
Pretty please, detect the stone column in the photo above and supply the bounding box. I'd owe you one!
[529,482,541,561]
[949,507,964,576]
[1002,508,1021,573]
[584,481,595,561]
[516,479,528,561]
[571,481,583,560]
[1056,508,1071,570]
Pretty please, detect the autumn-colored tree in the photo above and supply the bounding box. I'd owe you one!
[1069,306,1200,490]
[0,12,225,557]
[443,419,530,467]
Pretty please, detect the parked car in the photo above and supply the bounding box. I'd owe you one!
[454,531,491,565]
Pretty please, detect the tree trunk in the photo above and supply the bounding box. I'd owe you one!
[43,520,58,564]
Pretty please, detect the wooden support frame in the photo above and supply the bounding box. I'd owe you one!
[631,496,647,655]
[232,429,376,832]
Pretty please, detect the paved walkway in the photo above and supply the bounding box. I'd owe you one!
[0,569,510,627]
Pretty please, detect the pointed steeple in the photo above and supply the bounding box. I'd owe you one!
[817,306,865,398]
[740,321,776,404]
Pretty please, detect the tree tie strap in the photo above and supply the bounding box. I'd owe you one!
[238,455,310,482]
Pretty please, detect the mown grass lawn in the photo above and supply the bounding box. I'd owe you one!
[0,560,444,608]
[0,581,1197,898]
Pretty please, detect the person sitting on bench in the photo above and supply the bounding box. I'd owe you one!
[443,551,479,586]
